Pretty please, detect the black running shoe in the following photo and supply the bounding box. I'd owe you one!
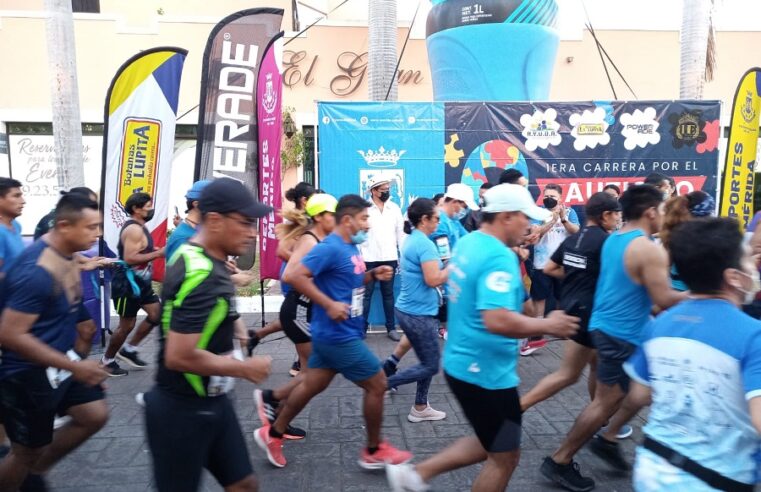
[247,330,260,356]
[588,434,631,471]
[540,456,595,492]
[19,473,48,492]
[282,424,307,440]
[289,360,301,377]
[383,359,398,377]
[102,361,129,377]
[117,349,147,368]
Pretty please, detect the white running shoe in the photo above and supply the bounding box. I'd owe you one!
[407,405,446,423]
[135,392,145,407]
[387,463,429,492]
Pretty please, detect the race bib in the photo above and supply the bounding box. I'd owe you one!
[435,236,451,260]
[46,350,81,389]
[207,343,244,397]
[350,287,365,318]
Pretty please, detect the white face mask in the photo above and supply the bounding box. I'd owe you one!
[737,269,761,305]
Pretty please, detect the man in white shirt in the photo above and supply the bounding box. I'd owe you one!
[361,178,406,341]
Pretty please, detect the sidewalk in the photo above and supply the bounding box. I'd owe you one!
[48,314,640,491]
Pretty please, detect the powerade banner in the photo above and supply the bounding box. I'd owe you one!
[719,68,761,229]
[102,47,187,282]
[318,101,721,211]
[194,8,283,196]
[257,33,284,280]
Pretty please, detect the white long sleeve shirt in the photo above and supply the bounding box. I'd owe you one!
[359,199,406,262]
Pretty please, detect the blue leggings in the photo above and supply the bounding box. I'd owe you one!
[387,309,440,405]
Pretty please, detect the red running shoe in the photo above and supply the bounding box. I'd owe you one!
[520,338,547,356]
[358,441,413,470]
[254,426,286,468]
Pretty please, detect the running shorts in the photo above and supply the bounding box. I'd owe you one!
[279,290,312,345]
[591,329,637,392]
[112,274,160,318]
[309,339,380,382]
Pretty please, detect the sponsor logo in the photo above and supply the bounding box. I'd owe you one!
[668,110,707,148]
[520,109,562,151]
[468,363,481,373]
[485,271,511,293]
[741,89,757,124]
[117,118,161,209]
[261,73,277,116]
[357,146,405,168]
[620,108,661,150]
[569,108,610,151]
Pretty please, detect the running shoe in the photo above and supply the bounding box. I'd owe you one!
[117,349,148,368]
[382,359,398,377]
[540,456,595,492]
[254,426,286,468]
[520,338,547,356]
[135,392,145,407]
[358,441,413,470]
[587,434,631,471]
[102,361,128,377]
[289,360,301,377]
[253,389,307,440]
[407,405,446,423]
[386,463,430,492]
[387,330,401,342]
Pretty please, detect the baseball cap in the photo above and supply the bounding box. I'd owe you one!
[481,184,552,221]
[185,180,212,200]
[199,178,272,219]
[367,177,391,190]
[305,193,338,217]
[585,192,622,217]
[444,183,479,210]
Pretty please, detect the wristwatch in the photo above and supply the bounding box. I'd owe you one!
[561,218,568,224]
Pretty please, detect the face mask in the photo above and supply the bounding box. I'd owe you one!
[543,197,558,209]
[379,191,390,202]
[738,269,761,305]
[145,209,155,222]
[478,198,486,207]
[663,192,671,201]
[350,230,368,244]
[453,208,468,220]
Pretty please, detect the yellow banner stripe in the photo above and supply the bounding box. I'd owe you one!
[109,51,175,115]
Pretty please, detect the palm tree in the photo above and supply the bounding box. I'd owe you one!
[368,0,398,101]
[679,0,716,99]
[44,0,85,188]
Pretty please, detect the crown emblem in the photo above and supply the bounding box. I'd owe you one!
[357,146,405,168]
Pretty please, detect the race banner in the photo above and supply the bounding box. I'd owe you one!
[194,7,284,197]
[318,101,721,216]
[257,32,284,280]
[101,47,187,282]
[719,68,761,229]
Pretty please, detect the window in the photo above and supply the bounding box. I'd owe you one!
[302,125,315,186]
[72,0,100,14]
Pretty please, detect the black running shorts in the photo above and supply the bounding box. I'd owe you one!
[279,290,312,345]
[591,329,637,392]
[445,372,522,453]
[144,387,253,491]
[112,274,160,318]
[0,368,105,448]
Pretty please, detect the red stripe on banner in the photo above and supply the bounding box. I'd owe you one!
[534,176,708,205]
[150,219,168,282]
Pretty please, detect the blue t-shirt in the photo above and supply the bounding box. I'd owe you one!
[166,221,196,262]
[443,231,523,390]
[396,229,442,316]
[0,240,82,378]
[301,233,366,344]
[279,260,291,295]
[625,299,761,485]
[430,210,466,260]
[0,220,24,274]
[589,229,652,345]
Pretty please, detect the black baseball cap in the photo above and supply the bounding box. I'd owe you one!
[585,192,622,217]
[199,178,272,219]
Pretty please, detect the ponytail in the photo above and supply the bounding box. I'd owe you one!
[661,196,690,250]
[403,220,413,235]
[275,208,310,243]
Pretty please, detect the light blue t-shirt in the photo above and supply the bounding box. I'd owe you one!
[396,229,441,317]
[443,231,523,390]
[533,207,579,269]
[0,220,24,274]
[430,209,466,260]
[625,299,761,486]
[166,221,196,262]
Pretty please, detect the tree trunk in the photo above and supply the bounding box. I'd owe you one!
[680,0,713,99]
[45,0,85,189]
[368,0,398,101]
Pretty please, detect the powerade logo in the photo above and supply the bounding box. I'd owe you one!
[620,108,661,150]
[117,118,161,208]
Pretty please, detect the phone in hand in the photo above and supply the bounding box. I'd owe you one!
[174,205,180,217]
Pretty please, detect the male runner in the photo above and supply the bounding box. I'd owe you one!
[541,184,687,492]
[254,194,412,469]
[144,178,272,492]
[0,193,109,491]
[0,177,25,277]
[102,192,164,375]
[386,184,579,492]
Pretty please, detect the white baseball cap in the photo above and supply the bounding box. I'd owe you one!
[367,177,391,190]
[444,183,479,210]
[481,184,552,222]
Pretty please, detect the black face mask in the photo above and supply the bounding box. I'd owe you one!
[145,209,155,222]
[542,197,558,209]
[379,191,391,202]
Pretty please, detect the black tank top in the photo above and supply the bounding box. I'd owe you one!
[117,219,154,271]
[286,230,321,305]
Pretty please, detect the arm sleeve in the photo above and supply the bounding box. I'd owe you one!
[300,241,331,277]
[476,255,515,312]
[742,330,761,400]
[5,266,52,315]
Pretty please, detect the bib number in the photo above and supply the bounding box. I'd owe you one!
[47,350,80,389]
[207,342,244,397]
[435,237,451,260]
[350,287,365,318]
